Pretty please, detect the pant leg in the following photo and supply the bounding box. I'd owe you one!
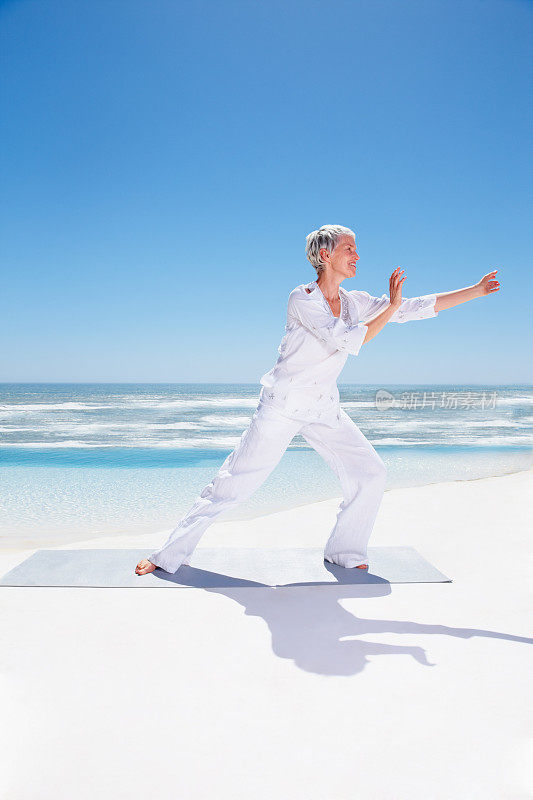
[299,408,387,568]
[147,403,303,573]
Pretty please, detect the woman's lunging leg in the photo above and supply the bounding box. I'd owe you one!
[300,409,387,568]
[140,405,301,573]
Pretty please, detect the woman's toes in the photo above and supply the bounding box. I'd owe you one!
[135,559,156,575]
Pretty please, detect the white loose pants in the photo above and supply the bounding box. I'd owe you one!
[148,402,387,573]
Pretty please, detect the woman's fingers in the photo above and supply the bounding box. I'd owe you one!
[390,268,406,302]
[389,267,407,301]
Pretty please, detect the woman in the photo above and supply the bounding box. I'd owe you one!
[135,224,500,575]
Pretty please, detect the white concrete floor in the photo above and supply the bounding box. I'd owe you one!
[1,470,532,799]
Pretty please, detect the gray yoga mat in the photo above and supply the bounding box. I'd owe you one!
[0,546,451,587]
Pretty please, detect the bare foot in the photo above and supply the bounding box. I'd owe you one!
[135,558,156,575]
[356,564,368,569]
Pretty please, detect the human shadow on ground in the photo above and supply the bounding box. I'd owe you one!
[153,565,533,677]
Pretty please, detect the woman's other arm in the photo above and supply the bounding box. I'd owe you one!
[434,270,500,312]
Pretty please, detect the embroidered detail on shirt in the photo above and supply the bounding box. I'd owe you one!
[395,296,430,321]
[341,293,352,325]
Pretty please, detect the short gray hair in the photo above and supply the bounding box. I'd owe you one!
[305,224,356,275]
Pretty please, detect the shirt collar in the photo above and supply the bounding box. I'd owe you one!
[302,280,349,302]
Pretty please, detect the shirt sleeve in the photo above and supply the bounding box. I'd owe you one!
[354,291,439,324]
[288,294,369,355]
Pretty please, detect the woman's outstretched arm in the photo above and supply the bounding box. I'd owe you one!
[434,270,500,312]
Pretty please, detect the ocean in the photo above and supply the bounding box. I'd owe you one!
[0,383,531,547]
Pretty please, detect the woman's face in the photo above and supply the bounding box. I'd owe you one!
[327,234,360,279]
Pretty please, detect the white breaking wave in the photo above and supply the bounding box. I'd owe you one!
[495,396,533,406]
[0,435,280,449]
[373,439,441,446]
[64,421,202,432]
[373,436,533,446]
[0,426,41,433]
[341,400,378,409]
[359,417,532,430]
[0,403,117,413]
[0,419,249,436]
[462,419,530,428]
[199,415,253,426]
[0,440,116,448]
[0,397,261,414]
[150,397,260,409]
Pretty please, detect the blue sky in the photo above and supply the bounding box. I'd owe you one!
[1,0,531,384]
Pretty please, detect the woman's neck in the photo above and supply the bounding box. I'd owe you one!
[316,274,342,302]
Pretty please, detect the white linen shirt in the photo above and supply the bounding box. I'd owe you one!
[259,279,438,427]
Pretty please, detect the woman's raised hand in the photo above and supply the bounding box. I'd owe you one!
[476,270,500,296]
[389,266,406,308]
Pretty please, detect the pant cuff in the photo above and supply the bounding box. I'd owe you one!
[324,553,369,568]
